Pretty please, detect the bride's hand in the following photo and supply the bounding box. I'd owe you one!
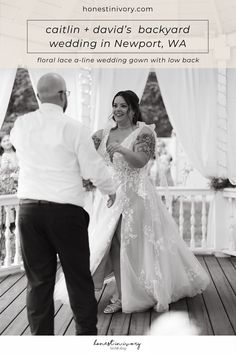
[107,193,116,208]
[107,142,125,160]
[107,142,126,154]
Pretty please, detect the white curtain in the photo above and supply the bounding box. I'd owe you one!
[28,68,82,123]
[0,68,17,129]
[155,68,235,253]
[155,69,218,179]
[91,68,150,132]
[227,68,236,184]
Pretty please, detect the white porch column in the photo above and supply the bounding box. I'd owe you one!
[207,35,231,255]
[78,68,92,128]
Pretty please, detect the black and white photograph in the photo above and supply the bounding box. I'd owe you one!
[0,65,235,336]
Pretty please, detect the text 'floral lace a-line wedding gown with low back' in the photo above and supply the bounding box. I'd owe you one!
[54,122,210,312]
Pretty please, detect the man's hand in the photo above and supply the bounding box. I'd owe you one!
[107,193,116,208]
[82,178,96,192]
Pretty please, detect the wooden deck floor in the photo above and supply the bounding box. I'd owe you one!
[0,255,236,336]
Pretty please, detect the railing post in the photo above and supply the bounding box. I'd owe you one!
[0,195,23,275]
[201,195,207,249]
[221,190,236,256]
[168,195,173,215]
[13,206,21,265]
[190,195,195,249]
[207,191,229,256]
[4,206,12,267]
[178,196,184,238]
[228,197,235,251]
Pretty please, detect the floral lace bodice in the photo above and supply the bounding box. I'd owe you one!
[97,123,155,196]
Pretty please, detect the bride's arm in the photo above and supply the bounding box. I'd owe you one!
[82,129,103,191]
[90,129,116,207]
[107,127,155,169]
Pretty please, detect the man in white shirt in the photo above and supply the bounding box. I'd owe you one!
[10,73,116,335]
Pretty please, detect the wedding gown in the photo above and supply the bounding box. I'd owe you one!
[54,122,210,312]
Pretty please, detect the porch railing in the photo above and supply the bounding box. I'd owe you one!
[222,188,236,256]
[0,195,21,276]
[156,187,214,253]
[0,187,235,276]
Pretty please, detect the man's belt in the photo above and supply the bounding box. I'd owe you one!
[19,199,58,205]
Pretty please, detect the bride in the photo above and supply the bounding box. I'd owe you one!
[55,90,210,313]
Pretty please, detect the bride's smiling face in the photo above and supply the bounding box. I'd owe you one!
[112,96,132,124]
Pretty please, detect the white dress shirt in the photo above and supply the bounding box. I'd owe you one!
[10,103,116,207]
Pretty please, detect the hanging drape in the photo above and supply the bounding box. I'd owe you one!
[28,68,83,123]
[155,68,218,178]
[155,68,236,253]
[0,68,17,129]
[90,68,150,132]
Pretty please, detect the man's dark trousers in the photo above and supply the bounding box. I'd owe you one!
[18,201,97,335]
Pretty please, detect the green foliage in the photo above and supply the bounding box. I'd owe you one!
[140,71,173,137]
[1,68,38,136]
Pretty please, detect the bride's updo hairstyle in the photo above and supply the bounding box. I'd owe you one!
[112,90,143,125]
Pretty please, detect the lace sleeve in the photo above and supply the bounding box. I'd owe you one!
[92,133,102,150]
[133,131,156,160]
